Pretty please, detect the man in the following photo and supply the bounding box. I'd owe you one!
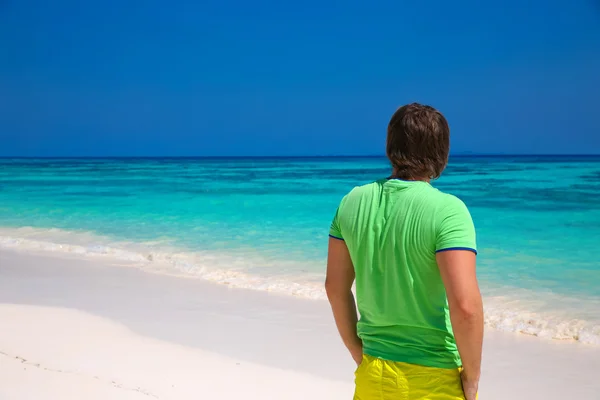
[325,103,483,400]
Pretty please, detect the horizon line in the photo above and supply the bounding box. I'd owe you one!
[1,153,600,159]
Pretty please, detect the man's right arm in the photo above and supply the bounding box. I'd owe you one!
[436,249,483,400]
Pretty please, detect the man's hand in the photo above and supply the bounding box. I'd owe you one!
[461,370,479,400]
[349,341,363,366]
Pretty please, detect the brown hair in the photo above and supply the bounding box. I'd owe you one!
[386,103,450,180]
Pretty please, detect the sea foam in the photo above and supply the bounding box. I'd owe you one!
[1,226,599,345]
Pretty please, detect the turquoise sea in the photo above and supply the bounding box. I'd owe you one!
[0,156,599,343]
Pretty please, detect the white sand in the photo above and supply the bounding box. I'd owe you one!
[0,250,599,399]
[0,305,351,400]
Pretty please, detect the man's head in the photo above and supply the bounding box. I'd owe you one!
[386,103,450,180]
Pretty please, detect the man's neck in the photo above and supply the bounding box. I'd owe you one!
[390,170,430,183]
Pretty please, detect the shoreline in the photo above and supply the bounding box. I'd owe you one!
[1,226,600,345]
[1,249,600,399]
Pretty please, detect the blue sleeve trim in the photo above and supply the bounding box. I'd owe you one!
[329,234,344,241]
[436,247,477,255]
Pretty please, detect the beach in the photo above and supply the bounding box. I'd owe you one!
[3,0,600,395]
[1,156,599,399]
[1,248,599,399]
[1,157,600,343]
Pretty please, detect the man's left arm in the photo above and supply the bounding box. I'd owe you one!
[325,236,362,365]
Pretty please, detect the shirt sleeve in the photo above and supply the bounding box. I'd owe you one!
[435,195,477,254]
[329,206,344,240]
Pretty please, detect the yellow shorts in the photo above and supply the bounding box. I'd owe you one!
[354,354,468,400]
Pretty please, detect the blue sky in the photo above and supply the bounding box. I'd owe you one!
[1,0,599,156]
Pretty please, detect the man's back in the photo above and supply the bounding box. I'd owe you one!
[329,178,477,369]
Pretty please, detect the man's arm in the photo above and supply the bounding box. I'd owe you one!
[325,237,362,365]
[436,249,483,400]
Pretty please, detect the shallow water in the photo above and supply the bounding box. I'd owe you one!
[1,156,599,343]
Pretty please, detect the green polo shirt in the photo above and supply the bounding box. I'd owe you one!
[330,178,477,369]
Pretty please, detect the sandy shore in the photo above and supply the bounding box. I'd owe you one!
[1,250,599,399]
[0,304,352,400]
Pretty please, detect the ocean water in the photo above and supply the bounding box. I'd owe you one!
[0,156,599,343]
